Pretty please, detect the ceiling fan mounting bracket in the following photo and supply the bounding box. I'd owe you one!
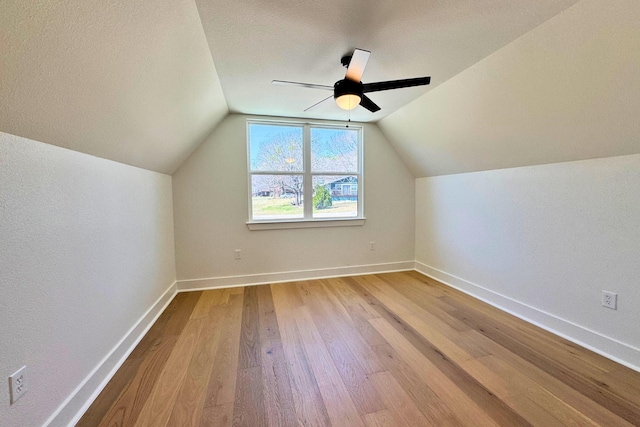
[340,55,352,68]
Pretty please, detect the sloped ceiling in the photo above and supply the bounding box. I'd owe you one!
[378,0,640,177]
[8,0,624,176]
[0,0,227,174]
[195,0,578,123]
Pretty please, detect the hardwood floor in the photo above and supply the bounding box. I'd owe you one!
[78,272,640,426]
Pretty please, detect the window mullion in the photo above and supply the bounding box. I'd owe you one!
[250,171,302,176]
[358,128,364,218]
[308,171,356,176]
[303,124,312,218]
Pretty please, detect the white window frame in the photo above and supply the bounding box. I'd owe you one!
[246,119,365,230]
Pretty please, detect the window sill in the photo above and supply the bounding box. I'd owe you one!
[246,217,366,231]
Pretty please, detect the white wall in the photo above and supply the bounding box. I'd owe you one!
[172,114,415,285]
[415,154,640,368]
[0,132,176,427]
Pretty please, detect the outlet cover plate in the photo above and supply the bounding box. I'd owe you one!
[602,291,618,310]
[9,366,27,404]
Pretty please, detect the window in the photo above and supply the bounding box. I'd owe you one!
[247,120,363,227]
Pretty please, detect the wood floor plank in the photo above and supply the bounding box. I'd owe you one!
[463,355,600,426]
[318,278,387,373]
[256,285,296,427]
[505,393,571,427]
[84,295,193,427]
[324,277,388,354]
[232,366,267,427]
[371,343,463,426]
[463,327,635,427]
[166,303,227,427]
[452,329,493,359]
[363,409,395,427]
[82,272,640,427]
[443,292,621,373]
[94,335,179,427]
[298,279,352,320]
[303,289,386,414]
[200,403,233,427]
[160,292,203,337]
[134,317,204,427]
[271,284,332,426]
[76,356,141,427]
[444,296,640,425]
[238,286,261,369]
[202,293,244,407]
[606,366,640,405]
[118,292,198,365]
[77,293,199,426]
[370,317,501,427]
[405,270,452,296]
[355,274,475,364]
[275,281,305,308]
[347,276,532,426]
[485,354,602,424]
[294,305,365,426]
[522,386,601,427]
[369,371,433,426]
[190,289,225,319]
[324,277,381,321]
[379,272,472,332]
[298,280,386,414]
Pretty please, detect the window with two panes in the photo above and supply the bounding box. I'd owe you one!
[248,122,362,222]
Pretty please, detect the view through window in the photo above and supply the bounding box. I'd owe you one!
[248,121,362,222]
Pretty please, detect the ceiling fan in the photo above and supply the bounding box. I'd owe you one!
[272,48,431,113]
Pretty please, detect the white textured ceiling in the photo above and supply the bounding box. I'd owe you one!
[2,0,598,175]
[0,0,227,174]
[195,0,578,123]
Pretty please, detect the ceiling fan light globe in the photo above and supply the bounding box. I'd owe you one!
[334,79,363,110]
[336,94,361,110]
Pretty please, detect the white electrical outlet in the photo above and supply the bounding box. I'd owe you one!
[9,366,27,404]
[234,249,241,260]
[370,242,375,251]
[602,291,617,310]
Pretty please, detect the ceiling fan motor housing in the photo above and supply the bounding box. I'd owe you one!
[334,79,363,99]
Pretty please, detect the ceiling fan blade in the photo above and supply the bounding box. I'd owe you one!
[345,48,370,82]
[363,76,431,93]
[304,95,334,112]
[272,80,333,91]
[359,95,380,113]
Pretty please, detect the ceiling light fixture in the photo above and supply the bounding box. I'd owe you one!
[334,79,363,110]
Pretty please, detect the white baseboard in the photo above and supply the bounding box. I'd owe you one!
[414,261,640,372]
[44,281,178,427]
[177,261,415,292]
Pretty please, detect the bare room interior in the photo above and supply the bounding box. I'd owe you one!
[1,0,639,426]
